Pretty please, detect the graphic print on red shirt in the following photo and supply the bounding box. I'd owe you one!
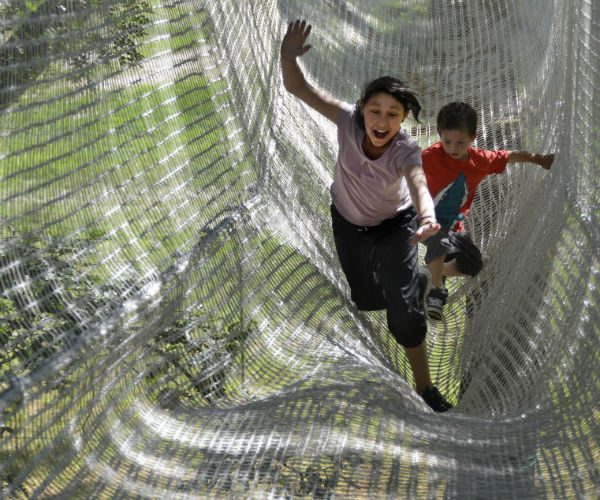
[422,142,510,230]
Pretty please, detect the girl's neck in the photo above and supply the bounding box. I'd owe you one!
[362,135,392,160]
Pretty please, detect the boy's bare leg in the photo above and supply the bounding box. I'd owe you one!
[443,259,470,279]
[426,256,446,289]
[404,341,431,392]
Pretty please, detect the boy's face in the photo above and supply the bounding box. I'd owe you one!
[439,129,476,161]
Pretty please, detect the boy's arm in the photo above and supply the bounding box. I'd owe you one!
[405,164,440,244]
[281,20,342,123]
[507,151,554,170]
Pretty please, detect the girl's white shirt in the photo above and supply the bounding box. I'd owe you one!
[330,103,422,226]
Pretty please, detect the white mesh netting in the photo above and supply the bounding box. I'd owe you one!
[0,0,598,498]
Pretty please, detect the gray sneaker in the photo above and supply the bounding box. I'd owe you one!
[427,286,448,321]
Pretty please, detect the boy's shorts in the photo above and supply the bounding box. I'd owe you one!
[422,228,483,277]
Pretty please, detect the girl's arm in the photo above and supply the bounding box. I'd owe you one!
[404,164,440,244]
[507,151,554,170]
[281,20,342,123]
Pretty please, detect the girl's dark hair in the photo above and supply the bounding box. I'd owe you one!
[355,76,422,129]
[436,101,478,136]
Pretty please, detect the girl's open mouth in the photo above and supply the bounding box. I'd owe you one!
[373,129,388,139]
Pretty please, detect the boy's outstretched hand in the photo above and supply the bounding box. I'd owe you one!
[509,151,555,170]
[537,153,554,170]
[281,20,312,62]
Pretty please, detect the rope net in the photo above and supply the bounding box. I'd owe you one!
[1,0,598,498]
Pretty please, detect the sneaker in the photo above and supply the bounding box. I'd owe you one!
[427,286,448,321]
[417,266,432,317]
[419,386,453,412]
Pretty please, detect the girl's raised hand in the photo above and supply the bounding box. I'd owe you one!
[410,221,441,245]
[281,20,312,62]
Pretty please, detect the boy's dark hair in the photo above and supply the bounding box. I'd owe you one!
[436,101,478,137]
[356,76,421,128]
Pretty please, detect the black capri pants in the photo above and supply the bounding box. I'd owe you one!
[331,204,427,348]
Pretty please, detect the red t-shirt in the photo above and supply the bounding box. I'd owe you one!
[422,142,510,230]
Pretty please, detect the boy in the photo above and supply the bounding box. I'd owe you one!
[421,101,554,320]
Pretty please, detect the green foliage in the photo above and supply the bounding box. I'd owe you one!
[0,228,255,493]
[64,0,152,77]
[108,0,152,67]
[146,311,255,408]
[0,230,130,377]
[0,0,152,103]
[0,229,254,409]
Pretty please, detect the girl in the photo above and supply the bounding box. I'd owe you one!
[281,20,452,412]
